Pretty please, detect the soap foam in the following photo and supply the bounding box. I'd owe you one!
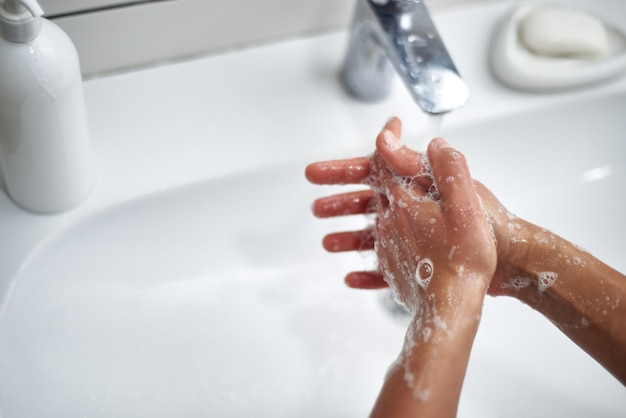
[511,276,532,289]
[537,271,558,292]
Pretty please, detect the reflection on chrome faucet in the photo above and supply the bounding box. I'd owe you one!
[340,0,469,114]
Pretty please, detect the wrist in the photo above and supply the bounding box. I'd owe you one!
[496,221,603,312]
[506,223,571,292]
[409,272,488,334]
[490,218,542,295]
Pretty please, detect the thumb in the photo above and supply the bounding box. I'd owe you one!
[427,138,481,218]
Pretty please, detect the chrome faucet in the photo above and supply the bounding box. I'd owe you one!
[340,0,469,114]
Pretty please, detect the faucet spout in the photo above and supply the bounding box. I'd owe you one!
[340,0,469,114]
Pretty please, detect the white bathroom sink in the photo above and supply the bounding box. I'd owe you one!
[0,165,399,417]
[0,0,625,417]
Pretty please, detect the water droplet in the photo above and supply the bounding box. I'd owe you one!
[406,34,428,48]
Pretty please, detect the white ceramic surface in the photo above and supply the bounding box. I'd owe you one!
[490,2,626,91]
[0,0,625,416]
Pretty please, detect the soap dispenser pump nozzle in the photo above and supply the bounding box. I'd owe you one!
[0,0,44,43]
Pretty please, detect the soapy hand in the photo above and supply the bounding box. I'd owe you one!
[307,117,500,416]
[307,117,626,407]
[306,118,519,298]
[306,117,498,312]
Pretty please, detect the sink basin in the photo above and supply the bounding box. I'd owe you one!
[1,91,625,416]
[0,0,625,416]
[0,165,400,417]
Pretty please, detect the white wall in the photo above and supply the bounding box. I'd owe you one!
[39,0,133,15]
[37,0,478,77]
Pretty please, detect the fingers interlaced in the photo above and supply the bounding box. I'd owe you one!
[307,117,485,291]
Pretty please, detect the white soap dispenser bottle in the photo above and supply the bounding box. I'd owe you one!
[0,0,95,213]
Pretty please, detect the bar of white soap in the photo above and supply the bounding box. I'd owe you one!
[519,6,609,59]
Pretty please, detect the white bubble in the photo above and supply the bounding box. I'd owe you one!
[510,276,532,289]
[415,258,434,290]
[421,327,432,342]
[447,245,457,260]
[506,212,518,220]
[510,235,527,244]
[426,184,441,201]
[537,271,558,292]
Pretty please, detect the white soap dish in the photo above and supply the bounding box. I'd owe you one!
[490,3,626,92]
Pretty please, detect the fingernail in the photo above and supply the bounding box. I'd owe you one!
[432,137,451,148]
[382,129,402,150]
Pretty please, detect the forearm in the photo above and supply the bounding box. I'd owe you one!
[508,221,626,383]
[371,284,486,418]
